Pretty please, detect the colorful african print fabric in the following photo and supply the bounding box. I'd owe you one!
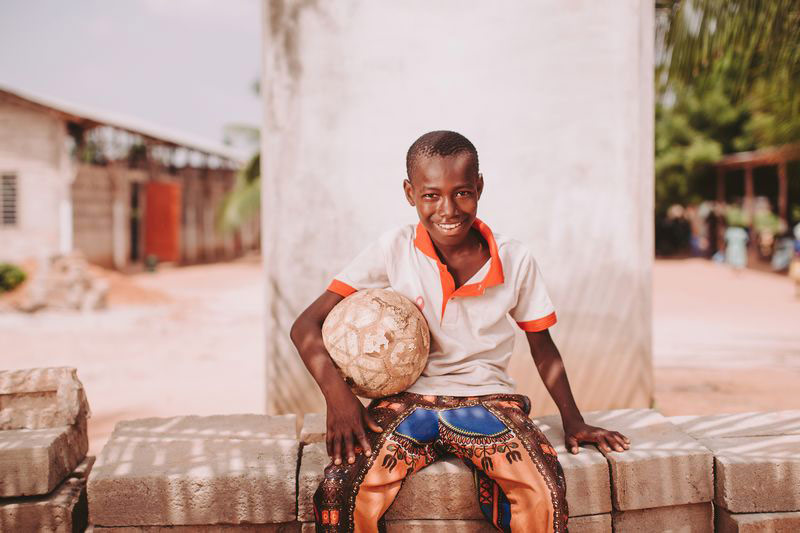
[313,392,569,532]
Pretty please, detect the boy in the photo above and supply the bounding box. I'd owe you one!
[291,130,630,532]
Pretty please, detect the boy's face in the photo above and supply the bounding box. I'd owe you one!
[404,152,483,248]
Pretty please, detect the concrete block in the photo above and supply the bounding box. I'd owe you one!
[0,367,90,430]
[386,520,495,532]
[88,415,299,526]
[297,442,328,522]
[109,413,297,440]
[583,409,713,510]
[0,418,88,497]
[669,411,800,438]
[701,435,800,513]
[569,513,612,533]
[385,455,482,520]
[301,520,493,532]
[0,476,88,533]
[72,455,96,478]
[297,442,481,522]
[612,502,713,533]
[301,514,609,532]
[300,413,325,444]
[716,507,800,533]
[300,513,611,532]
[92,524,300,532]
[534,414,612,515]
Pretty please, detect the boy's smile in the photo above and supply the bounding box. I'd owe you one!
[404,152,484,250]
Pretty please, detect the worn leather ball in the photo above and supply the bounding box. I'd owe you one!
[322,288,430,398]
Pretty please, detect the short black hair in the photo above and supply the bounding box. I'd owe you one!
[406,130,479,180]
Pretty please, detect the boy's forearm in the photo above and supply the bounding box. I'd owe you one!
[526,331,584,425]
[290,315,350,399]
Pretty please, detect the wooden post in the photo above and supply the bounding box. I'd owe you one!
[716,166,725,204]
[778,161,788,226]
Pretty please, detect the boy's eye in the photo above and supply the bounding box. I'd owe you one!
[422,193,437,199]
[456,191,472,197]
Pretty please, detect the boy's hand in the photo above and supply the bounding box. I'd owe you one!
[325,383,383,466]
[563,420,630,455]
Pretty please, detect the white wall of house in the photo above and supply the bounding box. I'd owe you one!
[261,1,654,415]
[0,101,72,263]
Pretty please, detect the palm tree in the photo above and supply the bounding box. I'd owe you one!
[659,0,800,144]
[217,80,262,233]
[217,151,261,233]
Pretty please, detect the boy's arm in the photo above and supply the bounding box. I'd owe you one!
[290,291,383,466]
[526,329,631,455]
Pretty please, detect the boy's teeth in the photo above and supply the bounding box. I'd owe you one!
[438,222,462,230]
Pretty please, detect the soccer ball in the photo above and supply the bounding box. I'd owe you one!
[321,288,430,398]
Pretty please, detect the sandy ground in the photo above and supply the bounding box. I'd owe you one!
[652,258,800,415]
[1,255,798,454]
[1,256,265,454]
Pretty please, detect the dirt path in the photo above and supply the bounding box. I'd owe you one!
[1,257,265,454]
[2,255,798,454]
[653,258,800,415]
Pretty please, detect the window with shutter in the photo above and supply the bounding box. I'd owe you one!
[1,174,18,226]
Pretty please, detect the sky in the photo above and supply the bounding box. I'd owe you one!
[0,0,261,152]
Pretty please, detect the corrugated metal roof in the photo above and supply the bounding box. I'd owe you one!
[0,84,247,164]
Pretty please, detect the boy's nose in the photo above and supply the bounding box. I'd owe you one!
[439,197,458,217]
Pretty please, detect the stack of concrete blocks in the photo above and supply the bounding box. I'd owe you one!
[86,409,799,532]
[0,367,93,532]
[670,412,800,533]
[584,410,715,532]
[87,414,300,531]
[17,253,109,313]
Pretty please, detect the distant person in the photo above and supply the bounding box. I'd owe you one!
[706,205,720,258]
[291,130,630,532]
[724,226,748,270]
[790,222,800,298]
[772,231,794,271]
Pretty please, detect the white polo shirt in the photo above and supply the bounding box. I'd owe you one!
[327,218,557,396]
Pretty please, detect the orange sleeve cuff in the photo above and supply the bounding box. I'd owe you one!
[517,311,557,332]
[327,279,357,298]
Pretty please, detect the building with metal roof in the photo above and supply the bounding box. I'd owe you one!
[0,85,259,268]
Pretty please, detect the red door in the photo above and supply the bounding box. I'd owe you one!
[144,181,182,263]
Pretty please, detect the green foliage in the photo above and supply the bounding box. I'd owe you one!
[217,153,261,233]
[0,263,26,293]
[655,0,800,213]
[724,205,747,228]
[655,81,754,214]
[664,0,800,131]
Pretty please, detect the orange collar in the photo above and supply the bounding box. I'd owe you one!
[414,218,504,318]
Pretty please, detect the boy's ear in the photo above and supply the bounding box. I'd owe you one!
[403,179,416,206]
[477,173,484,199]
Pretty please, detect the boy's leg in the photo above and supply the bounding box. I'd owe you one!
[438,395,569,533]
[313,393,441,532]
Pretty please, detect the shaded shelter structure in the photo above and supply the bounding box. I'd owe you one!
[714,143,800,229]
[0,85,260,269]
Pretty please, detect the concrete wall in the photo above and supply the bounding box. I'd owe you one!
[261,1,655,415]
[72,165,247,268]
[71,165,116,268]
[0,100,72,262]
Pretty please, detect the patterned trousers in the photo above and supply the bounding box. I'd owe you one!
[313,392,569,532]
